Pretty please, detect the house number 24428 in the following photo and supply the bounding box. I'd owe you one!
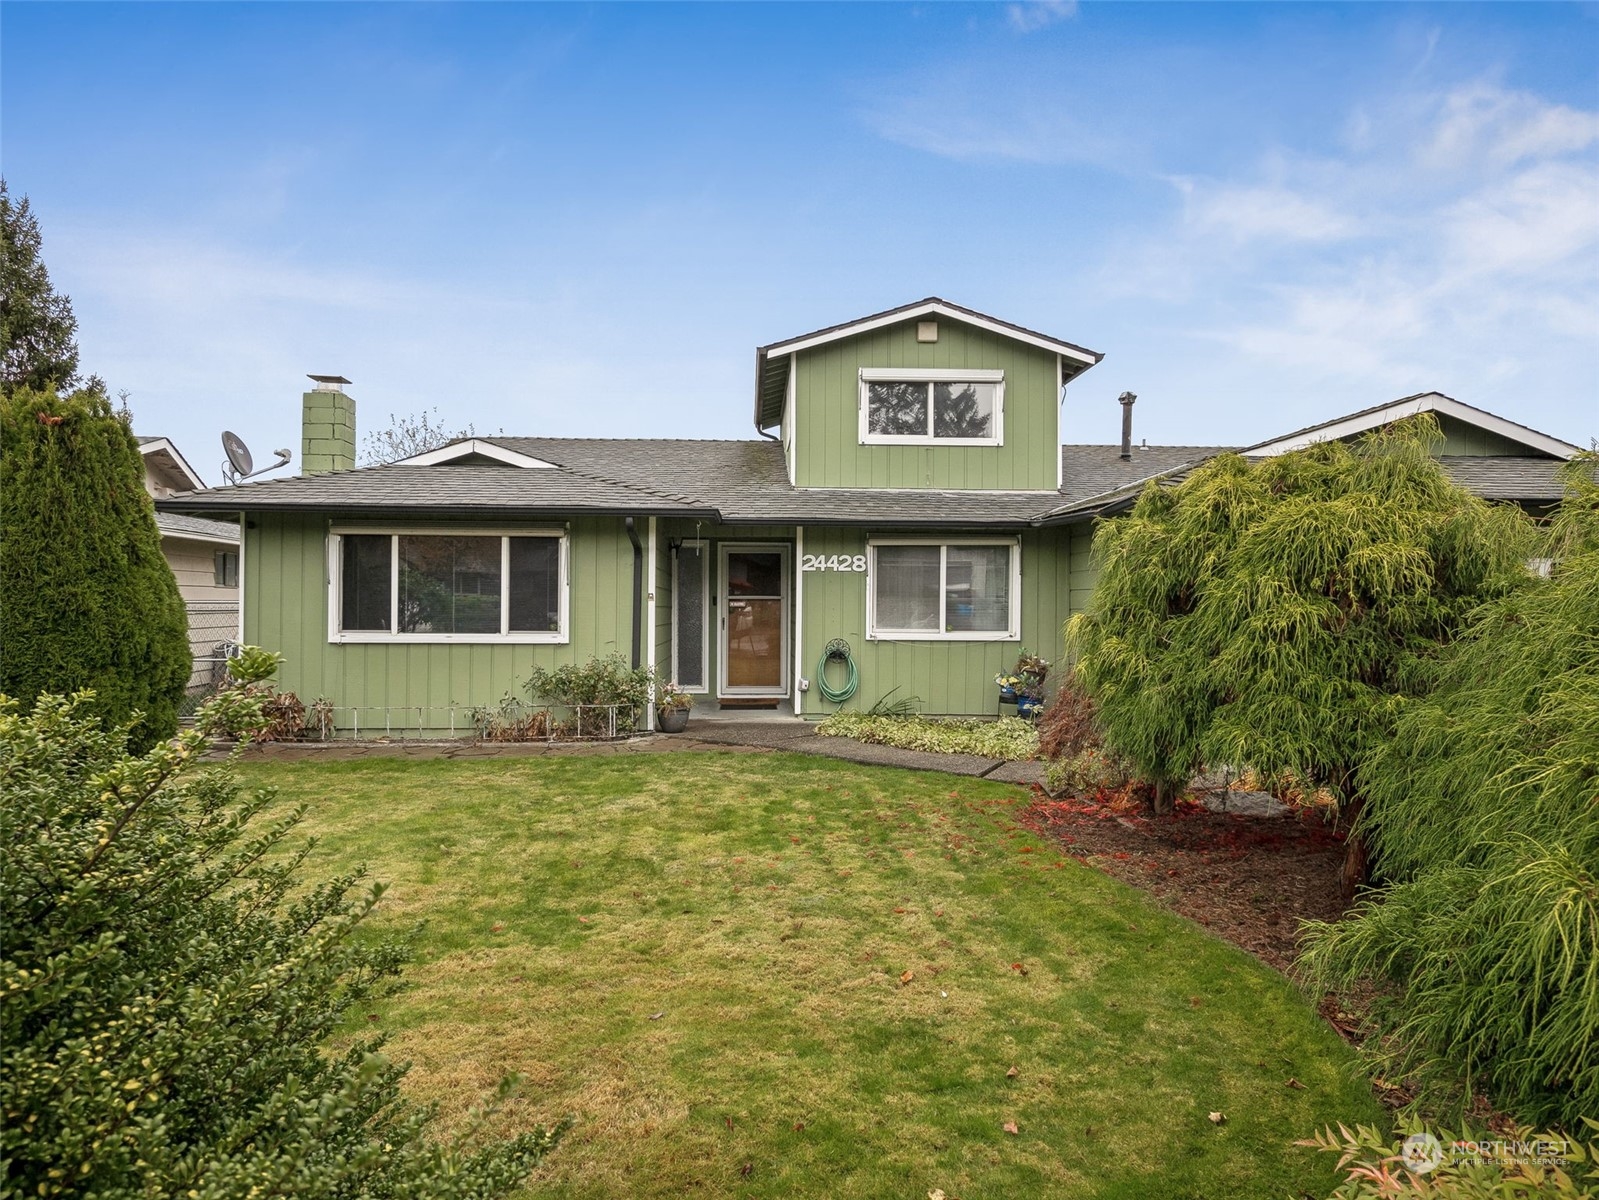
[800,554,867,572]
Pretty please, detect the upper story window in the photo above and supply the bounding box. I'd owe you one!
[329,528,568,644]
[858,368,1004,447]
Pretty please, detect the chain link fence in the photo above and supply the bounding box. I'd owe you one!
[181,602,240,719]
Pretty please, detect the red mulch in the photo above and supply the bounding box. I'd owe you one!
[1018,785,1349,974]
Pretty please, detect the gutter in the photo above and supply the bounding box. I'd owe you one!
[625,516,644,670]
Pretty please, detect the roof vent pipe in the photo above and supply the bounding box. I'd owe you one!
[1118,392,1137,461]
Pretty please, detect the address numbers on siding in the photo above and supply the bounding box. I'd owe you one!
[800,554,867,573]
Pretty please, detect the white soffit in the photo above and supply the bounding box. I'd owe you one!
[138,437,207,491]
[764,300,1101,366]
[396,438,559,468]
[1246,393,1581,461]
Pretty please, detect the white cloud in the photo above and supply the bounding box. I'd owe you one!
[1006,1,1077,34]
[1421,82,1599,170]
[1174,179,1358,243]
[1441,159,1599,276]
[1122,81,1599,408]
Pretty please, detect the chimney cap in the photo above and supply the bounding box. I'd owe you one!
[307,374,352,391]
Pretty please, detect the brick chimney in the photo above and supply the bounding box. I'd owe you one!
[301,375,355,474]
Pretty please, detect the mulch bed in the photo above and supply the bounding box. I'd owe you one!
[1017,787,1349,974]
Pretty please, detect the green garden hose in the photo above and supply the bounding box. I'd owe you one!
[816,638,859,704]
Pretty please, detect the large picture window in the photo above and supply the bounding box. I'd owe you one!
[330,529,567,643]
[858,368,1004,446]
[867,539,1019,641]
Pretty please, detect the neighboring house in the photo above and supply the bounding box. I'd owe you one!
[157,298,1588,734]
[139,436,241,690]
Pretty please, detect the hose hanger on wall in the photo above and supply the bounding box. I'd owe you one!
[816,638,859,704]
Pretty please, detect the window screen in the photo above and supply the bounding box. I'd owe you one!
[674,545,707,689]
[341,534,391,631]
[508,537,561,632]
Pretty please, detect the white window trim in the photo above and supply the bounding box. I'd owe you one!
[858,368,1005,447]
[326,525,570,644]
[670,539,711,693]
[866,537,1021,642]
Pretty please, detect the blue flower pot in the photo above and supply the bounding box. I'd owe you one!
[1016,695,1042,719]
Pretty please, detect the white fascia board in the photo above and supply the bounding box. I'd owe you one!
[396,438,559,468]
[765,301,1101,365]
[159,528,241,547]
[1249,393,1580,460]
[139,438,207,491]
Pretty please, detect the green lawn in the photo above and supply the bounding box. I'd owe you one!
[237,751,1381,1199]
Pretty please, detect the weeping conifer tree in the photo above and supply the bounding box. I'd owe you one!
[1067,416,1535,893]
[1300,456,1599,1129]
[0,385,190,750]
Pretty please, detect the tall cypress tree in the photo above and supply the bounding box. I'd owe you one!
[0,180,87,396]
[0,385,191,750]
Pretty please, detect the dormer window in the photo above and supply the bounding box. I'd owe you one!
[858,368,1004,447]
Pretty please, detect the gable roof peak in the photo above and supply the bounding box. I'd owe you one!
[1242,391,1581,461]
[753,296,1103,430]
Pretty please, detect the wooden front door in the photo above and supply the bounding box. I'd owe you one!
[719,543,789,696]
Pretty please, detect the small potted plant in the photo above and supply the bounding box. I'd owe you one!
[996,649,1049,707]
[1014,677,1046,720]
[656,681,693,733]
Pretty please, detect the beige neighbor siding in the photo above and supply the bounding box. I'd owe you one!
[246,513,636,734]
[163,537,237,606]
[795,524,1086,718]
[791,317,1061,491]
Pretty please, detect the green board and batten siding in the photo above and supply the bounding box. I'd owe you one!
[793,524,1091,717]
[790,319,1061,491]
[247,513,637,730]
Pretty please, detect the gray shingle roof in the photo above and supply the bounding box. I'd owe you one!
[158,460,712,518]
[1438,456,1575,502]
[158,436,1578,527]
[155,512,239,542]
[496,438,1062,525]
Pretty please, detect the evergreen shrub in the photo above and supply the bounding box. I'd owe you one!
[0,386,190,750]
[0,692,564,1197]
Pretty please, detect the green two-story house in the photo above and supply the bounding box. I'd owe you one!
[159,297,1584,734]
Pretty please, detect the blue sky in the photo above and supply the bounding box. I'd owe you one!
[5,2,1596,483]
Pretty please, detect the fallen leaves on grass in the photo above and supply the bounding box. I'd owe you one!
[900,970,915,986]
[1002,1121,1019,1135]
[1009,962,1029,976]
[1006,1066,1018,1079]
[1208,1111,1226,1125]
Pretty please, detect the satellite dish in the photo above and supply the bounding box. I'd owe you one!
[222,431,253,478]
[221,432,293,485]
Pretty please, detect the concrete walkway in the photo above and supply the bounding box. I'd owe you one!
[230,717,1048,785]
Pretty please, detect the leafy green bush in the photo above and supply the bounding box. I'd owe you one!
[0,693,563,1197]
[1301,1120,1598,1199]
[817,713,1038,760]
[1301,458,1599,1129]
[525,654,653,737]
[0,386,191,751]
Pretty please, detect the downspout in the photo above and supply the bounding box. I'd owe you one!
[625,516,644,669]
